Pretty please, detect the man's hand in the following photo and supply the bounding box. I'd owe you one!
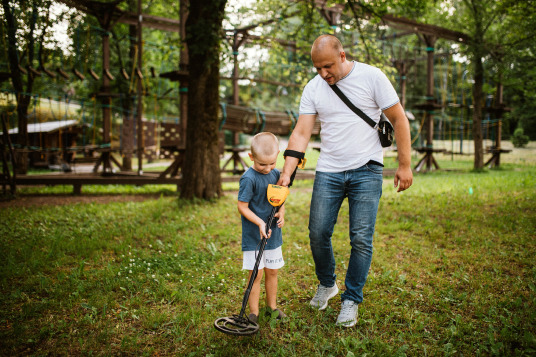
[277,172,291,187]
[384,103,413,193]
[394,166,413,192]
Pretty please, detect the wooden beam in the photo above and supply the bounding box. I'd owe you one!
[381,14,471,44]
[220,76,302,88]
[116,12,180,32]
[56,0,180,32]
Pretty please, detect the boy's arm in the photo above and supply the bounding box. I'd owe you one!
[237,200,270,239]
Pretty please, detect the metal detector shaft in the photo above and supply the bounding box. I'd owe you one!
[237,205,279,319]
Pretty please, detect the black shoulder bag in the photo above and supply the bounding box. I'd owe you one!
[329,84,394,147]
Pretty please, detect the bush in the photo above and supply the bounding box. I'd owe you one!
[512,128,530,148]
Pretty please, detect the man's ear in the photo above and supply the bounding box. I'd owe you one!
[340,50,346,62]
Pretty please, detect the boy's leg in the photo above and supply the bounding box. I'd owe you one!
[264,268,278,310]
[264,267,286,319]
[247,269,263,316]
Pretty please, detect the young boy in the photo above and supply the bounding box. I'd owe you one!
[238,132,287,323]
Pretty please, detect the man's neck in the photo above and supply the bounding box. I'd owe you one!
[341,61,354,79]
[346,60,354,73]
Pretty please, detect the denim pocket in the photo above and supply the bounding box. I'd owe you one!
[365,163,383,175]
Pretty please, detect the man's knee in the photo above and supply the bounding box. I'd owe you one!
[309,221,335,241]
[349,231,374,253]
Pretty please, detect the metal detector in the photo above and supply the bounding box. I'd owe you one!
[214,154,304,336]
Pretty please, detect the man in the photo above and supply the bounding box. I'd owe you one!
[278,34,413,327]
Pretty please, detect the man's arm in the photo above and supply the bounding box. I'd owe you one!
[278,114,317,186]
[382,103,413,192]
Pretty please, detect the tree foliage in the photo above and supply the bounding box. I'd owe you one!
[1,0,57,172]
[426,0,536,166]
[1,0,535,194]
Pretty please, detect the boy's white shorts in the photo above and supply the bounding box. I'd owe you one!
[242,246,284,270]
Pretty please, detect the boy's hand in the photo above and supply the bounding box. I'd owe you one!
[275,211,285,228]
[259,222,272,239]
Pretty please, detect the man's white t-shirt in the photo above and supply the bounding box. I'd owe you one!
[299,61,400,172]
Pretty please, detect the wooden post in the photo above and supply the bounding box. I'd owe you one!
[121,23,138,172]
[484,80,507,168]
[1,112,17,195]
[495,81,503,153]
[157,0,188,179]
[414,35,441,172]
[224,30,250,174]
[92,8,122,175]
[425,38,434,154]
[232,33,240,107]
[101,29,113,174]
[137,0,144,175]
[400,62,407,108]
[393,60,413,109]
[232,32,240,168]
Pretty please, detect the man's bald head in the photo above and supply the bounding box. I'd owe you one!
[311,35,344,58]
[310,35,351,85]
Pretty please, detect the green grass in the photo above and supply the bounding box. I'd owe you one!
[1,146,536,356]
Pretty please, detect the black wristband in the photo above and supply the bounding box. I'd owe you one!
[283,150,306,188]
[283,149,305,160]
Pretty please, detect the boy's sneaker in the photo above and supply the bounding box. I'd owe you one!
[309,283,339,310]
[336,300,358,327]
[265,308,287,320]
[248,313,258,324]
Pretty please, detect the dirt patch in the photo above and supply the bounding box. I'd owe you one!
[0,194,163,209]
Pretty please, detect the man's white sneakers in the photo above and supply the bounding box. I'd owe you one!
[309,284,339,310]
[336,300,358,327]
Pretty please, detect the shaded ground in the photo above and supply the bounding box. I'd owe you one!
[0,193,163,208]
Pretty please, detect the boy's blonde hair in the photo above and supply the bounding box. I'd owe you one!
[250,132,279,158]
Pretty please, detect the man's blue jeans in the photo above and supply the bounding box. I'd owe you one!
[308,163,383,304]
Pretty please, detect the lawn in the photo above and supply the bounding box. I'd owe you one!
[1,143,535,356]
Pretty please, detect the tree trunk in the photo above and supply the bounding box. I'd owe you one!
[2,0,31,173]
[180,0,226,199]
[469,0,485,171]
[472,54,484,170]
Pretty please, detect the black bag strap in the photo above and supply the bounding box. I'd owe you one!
[329,84,377,129]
